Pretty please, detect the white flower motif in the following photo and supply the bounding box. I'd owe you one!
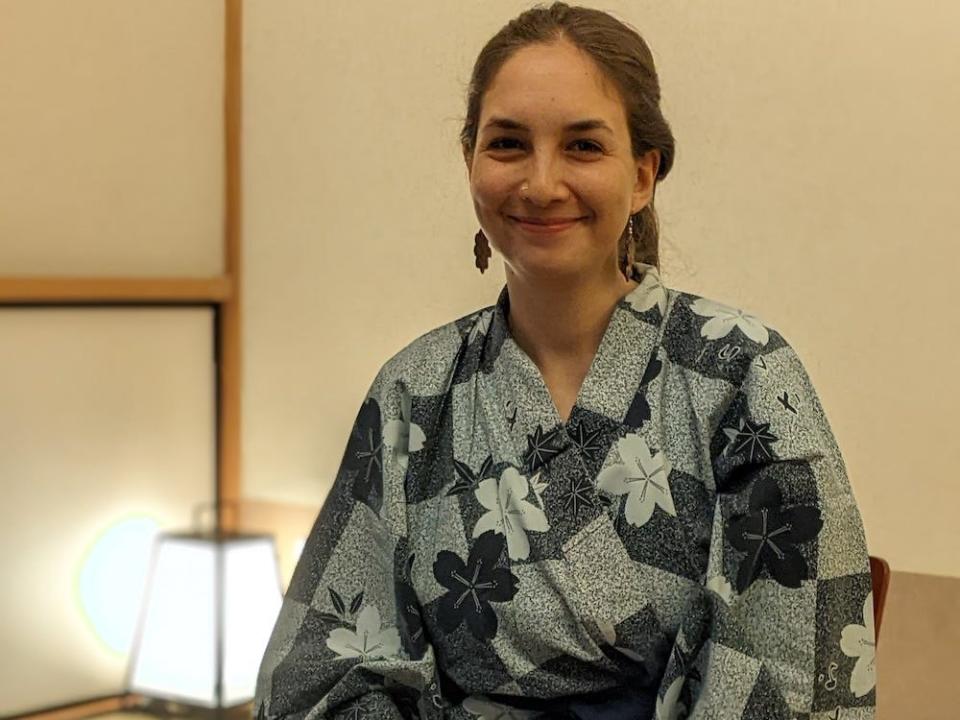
[597,433,675,527]
[655,675,686,720]
[473,467,550,561]
[528,471,548,508]
[596,617,618,645]
[325,604,401,661]
[467,309,494,344]
[840,591,876,698]
[627,263,668,315]
[462,695,536,719]
[595,618,644,662]
[705,574,734,605]
[383,385,425,470]
[689,297,769,345]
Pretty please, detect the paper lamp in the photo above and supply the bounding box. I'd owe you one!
[128,532,283,708]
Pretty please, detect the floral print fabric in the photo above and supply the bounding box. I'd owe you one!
[254,262,875,719]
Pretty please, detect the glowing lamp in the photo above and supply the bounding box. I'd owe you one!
[128,532,282,708]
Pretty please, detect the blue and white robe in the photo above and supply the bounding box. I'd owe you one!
[254,262,875,720]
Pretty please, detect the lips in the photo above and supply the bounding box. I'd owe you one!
[510,216,582,234]
[510,216,584,225]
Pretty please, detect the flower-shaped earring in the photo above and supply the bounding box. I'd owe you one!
[474,229,491,273]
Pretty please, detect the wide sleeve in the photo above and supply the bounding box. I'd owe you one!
[662,338,876,719]
[253,368,445,720]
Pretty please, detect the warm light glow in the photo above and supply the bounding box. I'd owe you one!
[77,516,160,654]
[222,539,283,705]
[129,534,283,707]
[130,537,217,705]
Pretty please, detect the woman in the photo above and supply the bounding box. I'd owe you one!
[255,3,875,718]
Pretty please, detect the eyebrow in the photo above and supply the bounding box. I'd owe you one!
[482,116,614,134]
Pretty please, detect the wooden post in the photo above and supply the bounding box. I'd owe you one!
[219,0,244,533]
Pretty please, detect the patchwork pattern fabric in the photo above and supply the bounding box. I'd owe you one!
[254,262,875,719]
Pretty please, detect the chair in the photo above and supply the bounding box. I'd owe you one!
[869,555,890,643]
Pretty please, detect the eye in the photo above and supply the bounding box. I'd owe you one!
[487,137,523,150]
[486,138,604,153]
[571,139,603,153]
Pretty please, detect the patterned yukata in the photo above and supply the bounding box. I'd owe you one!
[254,262,876,720]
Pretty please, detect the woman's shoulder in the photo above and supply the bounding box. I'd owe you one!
[658,282,809,389]
[374,304,496,396]
[667,285,783,337]
[627,263,790,356]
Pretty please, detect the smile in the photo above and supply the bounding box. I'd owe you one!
[509,217,583,234]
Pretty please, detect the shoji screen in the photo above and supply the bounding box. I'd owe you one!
[0,309,216,715]
[0,1,224,715]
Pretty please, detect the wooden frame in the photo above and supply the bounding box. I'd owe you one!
[2,1,244,717]
[6,695,144,720]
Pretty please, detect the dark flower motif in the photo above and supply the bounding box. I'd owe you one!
[432,530,519,641]
[725,477,823,592]
[624,393,651,428]
[447,453,494,497]
[566,422,605,461]
[315,586,366,627]
[624,356,661,428]
[342,396,384,512]
[396,554,427,659]
[340,701,363,720]
[640,356,663,387]
[722,417,778,463]
[396,580,426,659]
[522,423,566,473]
[560,474,596,519]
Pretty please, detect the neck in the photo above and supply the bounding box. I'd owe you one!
[504,261,639,371]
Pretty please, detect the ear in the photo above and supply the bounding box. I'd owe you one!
[462,145,473,180]
[631,149,661,214]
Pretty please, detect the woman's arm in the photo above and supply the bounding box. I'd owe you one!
[658,336,875,719]
[254,369,445,720]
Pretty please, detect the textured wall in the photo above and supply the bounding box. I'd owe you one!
[242,0,960,577]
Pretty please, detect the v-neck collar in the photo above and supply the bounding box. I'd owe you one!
[486,261,671,438]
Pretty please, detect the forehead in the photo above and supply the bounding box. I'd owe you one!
[480,40,625,131]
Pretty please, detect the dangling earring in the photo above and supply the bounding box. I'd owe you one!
[619,215,636,281]
[474,229,491,274]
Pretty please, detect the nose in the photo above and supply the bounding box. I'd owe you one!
[519,154,573,206]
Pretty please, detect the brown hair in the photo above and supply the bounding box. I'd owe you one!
[460,2,675,271]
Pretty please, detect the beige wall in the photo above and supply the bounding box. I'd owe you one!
[0,0,224,276]
[243,0,960,578]
[0,1,222,715]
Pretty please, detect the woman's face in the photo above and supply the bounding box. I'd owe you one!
[465,38,660,284]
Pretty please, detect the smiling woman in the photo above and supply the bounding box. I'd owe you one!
[465,38,663,293]
[254,3,875,719]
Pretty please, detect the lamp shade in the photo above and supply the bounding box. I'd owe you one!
[128,533,282,707]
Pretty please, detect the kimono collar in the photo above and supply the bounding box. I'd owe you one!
[488,261,668,344]
[483,261,670,427]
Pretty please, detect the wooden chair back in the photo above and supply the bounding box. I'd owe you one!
[869,555,890,642]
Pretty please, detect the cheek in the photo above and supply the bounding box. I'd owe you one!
[470,160,523,204]
[471,172,511,208]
